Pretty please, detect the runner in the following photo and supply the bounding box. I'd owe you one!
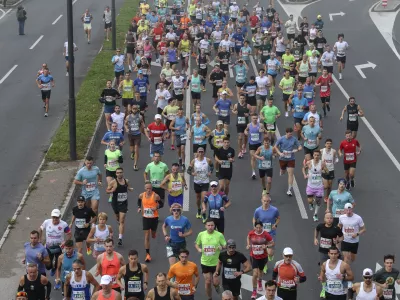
[215,239,252,300]
[17,264,51,300]
[247,220,274,299]
[95,238,125,292]
[232,94,251,158]
[321,46,335,75]
[272,248,307,300]
[256,280,283,300]
[91,275,123,299]
[138,182,161,262]
[291,90,308,140]
[339,97,364,139]
[116,249,149,300]
[134,69,150,102]
[189,117,211,154]
[23,230,50,277]
[373,254,400,300]
[279,69,295,117]
[321,139,339,203]
[81,9,93,43]
[195,219,227,300]
[124,105,145,170]
[101,123,125,150]
[265,52,280,95]
[101,80,121,131]
[145,114,169,157]
[274,127,302,196]
[104,140,123,202]
[253,137,276,195]
[245,114,265,179]
[119,72,134,114]
[315,68,333,117]
[333,34,349,80]
[338,203,366,265]
[144,152,169,207]
[256,69,270,113]
[348,269,383,299]
[234,59,248,100]
[167,249,200,299]
[187,147,214,219]
[259,97,281,145]
[63,39,78,76]
[155,83,172,116]
[169,108,190,169]
[112,48,126,88]
[36,67,54,117]
[210,64,227,103]
[103,6,112,41]
[171,69,187,108]
[162,203,192,265]
[319,246,354,299]
[64,259,99,299]
[188,69,202,106]
[338,130,361,190]
[327,178,355,226]
[301,115,322,161]
[241,77,257,115]
[178,33,192,74]
[146,272,180,299]
[214,138,235,195]
[39,209,72,276]
[161,164,187,207]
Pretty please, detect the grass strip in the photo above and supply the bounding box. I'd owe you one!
[46,0,138,161]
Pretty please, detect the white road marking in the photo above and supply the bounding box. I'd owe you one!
[98,45,103,54]
[29,35,44,50]
[52,14,63,25]
[0,64,18,84]
[354,61,377,79]
[275,0,321,28]
[329,12,346,21]
[229,65,234,78]
[151,61,161,67]
[72,0,78,4]
[0,8,11,20]
[249,55,308,219]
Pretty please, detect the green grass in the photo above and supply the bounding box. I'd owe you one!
[46,0,138,161]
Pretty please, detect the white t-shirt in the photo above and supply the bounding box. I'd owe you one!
[111,112,125,133]
[219,39,230,50]
[334,41,349,57]
[256,295,283,300]
[64,42,77,56]
[339,213,364,243]
[285,20,297,34]
[155,89,171,109]
[256,76,270,96]
[229,5,239,17]
[40,219,70,247]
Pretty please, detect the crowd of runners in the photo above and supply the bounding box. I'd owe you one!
[23,0,400,300]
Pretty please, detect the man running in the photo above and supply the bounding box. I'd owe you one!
[125,105,144,170]
[145,114,169,157]
[103,6,112,41]
[326,179,355,226]
[214,137,235,195]
[146,272,180,299]
[338,130,361,190]
[339,96,364,139]
[81,9,93,43]
[245,113,265,180]
[259,97,280,145]
[18,264,51,300]
[256,280,283,300]
[92,275,123,299]
[321,139,339,203]
[373,254,400,300]
[161,164,187,207]
[64,259,99,299]
[252,137,276,195]
[144,152,169,207]
[63,40,78,76]
[315,68,333,117]
[333,34,349,80]
[348,269,383,299]
[36,68,54,117]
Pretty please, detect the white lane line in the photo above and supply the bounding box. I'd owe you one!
[98,45,103,54]
[250,55,308,219]
[331,75,400,172]
[52,14,63,25]
[29,35,44,50]
[72,0,78,4]
[229,65,234,78]
[0,8,11,20]
[0,64,18,84]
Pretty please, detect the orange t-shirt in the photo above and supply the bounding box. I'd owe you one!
[168,261,199,296]
[141,192,159,218]
[101,252,121,289]
[273,260,305,289]
[180,17,191,29]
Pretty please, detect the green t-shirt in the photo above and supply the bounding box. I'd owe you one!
[145,162,169,187]
[195,230,226,266]
[105,149,121,171]
[306,49,320,57]
[279,77,295,95]
[260,105,281,124]
[282,54,295,69]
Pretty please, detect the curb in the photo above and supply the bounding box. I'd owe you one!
[372,1,400,12]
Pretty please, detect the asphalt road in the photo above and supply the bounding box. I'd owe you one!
[49,0,400,299]
[0,0,125,232]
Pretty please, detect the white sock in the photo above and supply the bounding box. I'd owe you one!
[119,234,122,239]
[314,205,320,215]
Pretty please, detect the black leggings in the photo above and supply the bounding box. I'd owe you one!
[46,246,62,270]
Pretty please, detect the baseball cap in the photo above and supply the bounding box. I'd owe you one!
[344,203,353,209]
[210,181,219,187]
[362,268,373,277]
[227,239,236,247]
[197,147,205,152]
[216,120,224,125]
[283,247,294,255]
[138,69,143,74]
[221,91,228,95]
[77,196,85,202]
[51,209,61,217]
[100,275,113,285]
[155,114,162,119]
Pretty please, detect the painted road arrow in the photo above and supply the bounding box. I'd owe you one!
[355,61,377,79]
[239,273,266,299]
[329,12,345,21]
[376,262,400,300]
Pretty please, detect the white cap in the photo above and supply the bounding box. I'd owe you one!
[51,209,61,217]
[344,203,353,209]
[283,247,294,255]
[216,120,224,125]
[362,268,373,276]
[210,181,219,187]
[221,91,228,95]
[155,114,162,119]
[100,275,113,285]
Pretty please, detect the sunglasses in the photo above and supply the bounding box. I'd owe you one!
[211,185,218,188]
[284,255,293,258]
[363,276,372,279]
[172,209,181,212]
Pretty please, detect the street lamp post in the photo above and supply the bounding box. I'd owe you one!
[67,0,77,160]
[112,0,116,50]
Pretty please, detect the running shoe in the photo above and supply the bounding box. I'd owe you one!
[285,112,289,117]
[86,247,92,256]
[44,113,48,117]
[145,253,152,262]
[313,215,319,222]
[215,285,221,294]
[54,280,61,290]
[286,190,293,196]
[252,173,256,180]
[257,279,263,292]
[50,268,56,277]
[262,189,268,195]
[108,195,112,203]
[309,203,314,210]
[251,290,257,299]
[134,165,139,171]
[350,179,355,188]
[130,152,135,160]
[320,288,326,298]
[196,213,202,219]
[268,255,274,261]
[202,214,207,224]
[118,239,123,246]
[263,264,268,274]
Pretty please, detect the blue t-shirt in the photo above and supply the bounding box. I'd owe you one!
[112,55,125,72]
[37,74,54,84]
[291,96,308,119]
[266,58,280,76]
[235,65,247,83]
[24,242,49,274]
[134,77,149,96]
[215,99,232,117]
[260,20,272,30]
[302,125,321,149]
[275,136,300,161]
[75,166,101,193]
[102,130,124,146]
[329,190,354,218]
[164,215,192,243]
[253,205,280,237]
[233,33,244,48]
[204,192,229,219]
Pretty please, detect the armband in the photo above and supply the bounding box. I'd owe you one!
[187,166,193,175]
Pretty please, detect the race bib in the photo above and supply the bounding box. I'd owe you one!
[86,182,96,192]
[203,245,216,256]
[200,63,206,69]
[192,83,199,90]
[128,280,142,293]
[252,244,264,255]
[224,267,236,279]
[334,209,344,218]
[166,246,173,257]
[210,209,220,219]
[108,159,118,168]
[154,136,163,144]
[221,160,230,169]
[220,109,228,117]
[139,86,146,93]
[174,88,183,95]
[263,222,272,232]
[180,134,187,141]
[383,289,393,299]
[344,226,355,237]
[215,80,223,86]
[304,92,312,98]
[266,123,275,130]
[151,179,161,187]
[130,123,139,132]
[320,237,332,249]
[250,133,259,142]
[311,174,322,184]
[280,279,295,288]
[182,51,189,57]
[261,160,271,169]
[321,86,328,93]
[72,290,86,299]
[75,218,86,229]
[348,114,357,122]
[117,192,127,202]
[308,139,317,147]
[171,181,182,191]
[194,136,204,143]
[283,151,292,159]
[144,208,155,217]
[263,50,269,56]
[178,284,191,295]
[327,280,344,294]
[238,116,246,124]
[345,153,355,161]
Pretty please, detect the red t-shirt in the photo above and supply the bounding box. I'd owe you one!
[147,122,168,144]
[316,75,333,97]
[153,27,164,42]
[339,138,360,164]
[248,230,273,259]
[158,41,167,55]
[249,16,259,28]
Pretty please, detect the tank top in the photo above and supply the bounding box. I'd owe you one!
[112,178,128,204]
[307,160,323,188]
[236,102,249,126]
[190,75,201,93]
[83,13,91,23]
[122,80,133,98]
[325,260,346,295]
[124,263,144,297]
[70,270,91,300]
[248,122,262,145]
[180,40,190,53]
[144,44,152,58]
[258,147,273,170]
[167,48,177,62]
[303,84,314,104]
[94,225,110,252]
[127,113,141,135]
[101,252,121,289]
[193,124,206,145]
[212,129,226,148]
[309,28,317,40]
[347,104,359,123]
[299,61,309,78]
[198,55,207,70]
[61,250,78,282]
[321,148,334,171]
[356,283,377,300]
[105,149,121,171]
[168,173,184,197]
[309,57,318,73]
[174,116,186,136]
[276,38,286,52]
[154,286,171,300]
[126,33,135,47]
[194,157,209,184]
[23,274,45,300]
[142,192,159,218]
[153,27,163,41]
[98,289,117,300]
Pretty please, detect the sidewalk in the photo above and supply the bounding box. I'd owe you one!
[373,0,400,11]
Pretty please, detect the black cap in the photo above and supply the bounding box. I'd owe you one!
[77,196,86,201]
[227,239,236,247]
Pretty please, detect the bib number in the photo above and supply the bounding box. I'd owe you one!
[209,209,220,219]
[144,208,155,217]
[117,192,127,202]
[128,280,142,293]
[345,153,355,161]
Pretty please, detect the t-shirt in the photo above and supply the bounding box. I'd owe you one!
[316,75,333,97]
[215,147,235,172]
[256,76,269,96]
[373,267,400,300]
[339,139,360,164]
[256,296,283,300]
[195,230,226,266]
[253,205,279,236]
[279,77,295,95]
[260,105,280,125]
[164,215,191,243]
[329,190,355,218]
[64,42,77,57]
[315,224,343,253]
[40,219,71,247]
[147,122,168,145]
[219,251,247,283]
[112,54,125,72]
[72,206,96,230]
[275,136,300,161]
[302,125,321,149]
[168,261,199,296]
[215,99,232,117]
[282,54,295,69]
[24,242,49,274]
[75,166,101,194]
[145,162,169,188]
[339,213,364,243]
[204,192,229,219]
[248,230,273,259]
